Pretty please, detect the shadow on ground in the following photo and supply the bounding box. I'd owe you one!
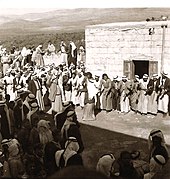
[80,123,170,179]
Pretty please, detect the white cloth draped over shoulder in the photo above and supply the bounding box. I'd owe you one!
[48,44,55,53]
[70,42,77,57]
[87,79,97,100]
[47,78,62,114]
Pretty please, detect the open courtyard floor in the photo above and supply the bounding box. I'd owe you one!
[76,108,170,179]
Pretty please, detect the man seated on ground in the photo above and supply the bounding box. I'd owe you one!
[114,151,142,179]
[96,153,116,178]
[144,155,166,179]
[55,137,83,169]
[148,129,169,164]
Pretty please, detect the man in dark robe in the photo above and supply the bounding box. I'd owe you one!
[24,143,46,178]
[28,74,38,96]
[31,110,53,127]
[17,119,31,154]
[111,76,119,111]
[13,97,24,132]
[25,47,33,65]
[61,110,84,153]
[13,72,21,92]
[28,75,44,111]
[0,101,11,139]
[62,73,72,102]
[54,101,77,131]
[23,93,36,117]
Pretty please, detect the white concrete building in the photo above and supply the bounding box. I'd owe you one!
[85,20,170,79]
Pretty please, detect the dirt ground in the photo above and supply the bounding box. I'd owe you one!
[76,107,170,179]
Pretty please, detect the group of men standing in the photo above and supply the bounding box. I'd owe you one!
[1,41,170,179]
[0,41,170,123]
[105,72,170,116]
[46,40,85,67]
[0,40,85,73]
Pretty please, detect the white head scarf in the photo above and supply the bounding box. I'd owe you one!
[148,129,169,159]
[70,41,77,57]
[37,120,53,145]
[87,78,97,100]
[55,149,64,167]
[96,154,116,177]
[63,137,79,166]
[144,155,166,179]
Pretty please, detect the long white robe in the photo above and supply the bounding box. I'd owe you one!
[158,93,169,113]
[82,79,96,121]
[138,79,149,114]
[4,76,16,101]
[157,78,169,113]
[76,75,86,108]
[71,76,79,105]
[1,55,10,75]
[19,75,29,91]
[87,79,96,100]
[60,46,68,65]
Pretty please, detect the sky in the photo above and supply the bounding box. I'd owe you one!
[0,0,170,15]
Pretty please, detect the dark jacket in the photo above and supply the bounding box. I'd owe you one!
[13,105,23,130]
[62,123,84,153]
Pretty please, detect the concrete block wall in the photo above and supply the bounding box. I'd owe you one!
[85,21,170,78]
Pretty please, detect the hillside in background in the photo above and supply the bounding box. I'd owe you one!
[1,32,85,52]
[0,8,170,49]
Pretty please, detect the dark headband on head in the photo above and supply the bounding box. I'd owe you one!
[150,130,162,136]
[153,155,165,166]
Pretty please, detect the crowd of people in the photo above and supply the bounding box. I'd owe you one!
[1,41,170,118]
[95,128,169,179]
[0,41,169,178]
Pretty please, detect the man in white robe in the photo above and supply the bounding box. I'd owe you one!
[76,72,86,109]
[94,75,101,109]
[70,73,79,105]
[1,51,10,76]
[157,72,170,116]
[3,71,16,101]
[60,42,68,66]
[137,74,149,115]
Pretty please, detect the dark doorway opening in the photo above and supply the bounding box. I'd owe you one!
[133,60,149,79]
